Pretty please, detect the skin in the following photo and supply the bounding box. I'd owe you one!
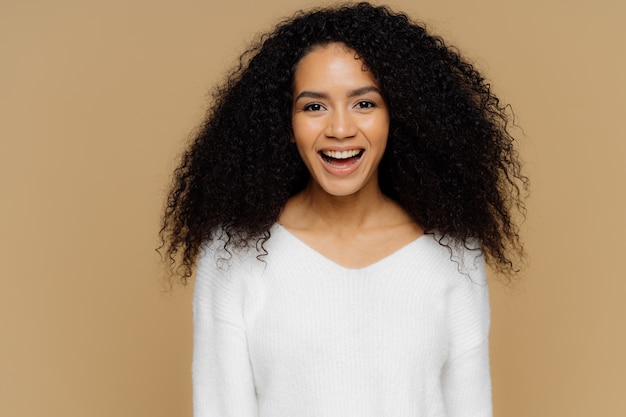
[279,42,423,269]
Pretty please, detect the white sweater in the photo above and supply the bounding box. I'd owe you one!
[193,224,492,417]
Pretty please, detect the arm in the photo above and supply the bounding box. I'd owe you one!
[442,254,492,417]
[193,249,258,417]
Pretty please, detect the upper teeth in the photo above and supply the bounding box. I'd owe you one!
[322,150,361,159]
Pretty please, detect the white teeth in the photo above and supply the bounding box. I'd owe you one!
[321,149,362,159]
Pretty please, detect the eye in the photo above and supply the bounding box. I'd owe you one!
[355,100,376,109]
[303,103,324,112]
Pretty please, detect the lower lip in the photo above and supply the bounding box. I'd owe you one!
[318,152,364,177]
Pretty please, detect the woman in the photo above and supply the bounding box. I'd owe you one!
[160,3,527,416]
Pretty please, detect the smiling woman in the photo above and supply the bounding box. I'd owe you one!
[159,2,527,416]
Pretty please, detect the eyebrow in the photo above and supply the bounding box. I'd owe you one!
[294,86,382,101]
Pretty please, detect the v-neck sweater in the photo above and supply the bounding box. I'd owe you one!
[193,224,492,417]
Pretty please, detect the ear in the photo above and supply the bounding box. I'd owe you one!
[290,136,296,143]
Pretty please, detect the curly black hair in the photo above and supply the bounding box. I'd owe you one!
[159,2,528,283]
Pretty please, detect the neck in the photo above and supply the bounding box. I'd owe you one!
[290,180,392,232]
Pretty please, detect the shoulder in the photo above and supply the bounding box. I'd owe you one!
[411,233,486,286]
[196,226,273,272]
[413,234,490,335]
[194,240,272,335]
[419,235,490,353]
[194,230,265,306]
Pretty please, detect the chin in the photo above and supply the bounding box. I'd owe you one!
[316,178,374,198]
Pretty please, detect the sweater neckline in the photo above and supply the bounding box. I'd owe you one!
[273,223,429,272]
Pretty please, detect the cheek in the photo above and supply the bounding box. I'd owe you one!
[365,118,390,145]
[292,118,324,146]
[377,114,391,141]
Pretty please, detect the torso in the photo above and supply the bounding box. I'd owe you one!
[193,223,491,417]
[229,225,488,416]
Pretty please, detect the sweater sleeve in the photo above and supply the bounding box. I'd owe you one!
[192,248,258,417]
[442,253,492,417]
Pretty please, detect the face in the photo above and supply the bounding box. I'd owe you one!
[292,42,390,198]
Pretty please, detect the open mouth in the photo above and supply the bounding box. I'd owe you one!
[319,149,364,168]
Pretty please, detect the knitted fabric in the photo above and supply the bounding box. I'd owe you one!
[193,224,492,417]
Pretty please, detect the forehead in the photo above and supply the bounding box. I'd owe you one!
[293,43,377,90]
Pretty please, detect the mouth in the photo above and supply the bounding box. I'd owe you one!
[319,149,364,168]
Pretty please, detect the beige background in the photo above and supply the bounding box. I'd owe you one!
[1,0,624,416]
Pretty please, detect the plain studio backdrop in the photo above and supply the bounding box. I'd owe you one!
[1,0,624,416]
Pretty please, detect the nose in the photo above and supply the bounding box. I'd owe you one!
[324,108,357,139]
